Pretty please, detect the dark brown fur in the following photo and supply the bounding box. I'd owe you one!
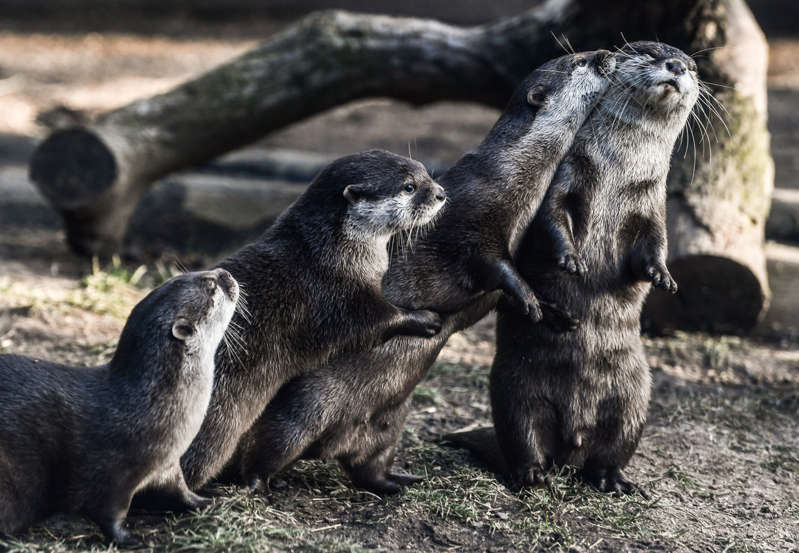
[175,150,447,489]
[489,42,699,493]
[0,269,238,544]
[237,51,617,493]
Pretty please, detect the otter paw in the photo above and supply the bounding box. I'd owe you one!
[387,472,424,487]
[514,465,550,488]
[646,264,678,294]
[607,471,650,499]
[557,253,587,276]
[412,309,442,337]
[513,296,543,323]
[186,492,214,510]
[244,474,265,494]
[106,524,138,546]
[359,477,403,495]
[539,300,579,333]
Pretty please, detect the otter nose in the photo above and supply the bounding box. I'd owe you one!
[665,58,686,76]
[594,49,611,64]
[214,268,237,297]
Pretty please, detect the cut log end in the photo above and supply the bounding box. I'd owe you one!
[29,128,117,211]
[644,254,767,335]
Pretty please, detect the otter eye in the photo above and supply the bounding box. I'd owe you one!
[404,182,416,193]
[574,57,587,68]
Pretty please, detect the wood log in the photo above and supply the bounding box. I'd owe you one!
[641,0,773,334]
[29,0,774,332]
[765,188,799,243]
[28,5,567,254]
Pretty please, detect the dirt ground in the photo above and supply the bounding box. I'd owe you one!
[1,13,798,553]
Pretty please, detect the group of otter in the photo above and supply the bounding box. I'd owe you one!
[0,41,699,544]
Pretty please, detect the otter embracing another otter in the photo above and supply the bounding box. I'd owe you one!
[481,41,699,493]
[236,50,617,493]
[173,150,447,490]
[0,269,239,544]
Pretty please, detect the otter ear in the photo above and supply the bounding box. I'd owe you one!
[527,85,548,107]
[172,318,195,341]
[343,184,366,204]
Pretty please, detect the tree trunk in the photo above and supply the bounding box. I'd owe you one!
[29,0,774,333]
[640,0,773,334]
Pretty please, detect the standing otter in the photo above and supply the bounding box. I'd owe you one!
[488,41,699,493]
[176,150,447,489]
[237,50,617,493]
[0,269,239,544]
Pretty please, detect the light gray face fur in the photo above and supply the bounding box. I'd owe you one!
[501,51,617,169]
[165,269,240,464]
[344,170,446,240]
[174,270,240,364]
[600,46,699,139]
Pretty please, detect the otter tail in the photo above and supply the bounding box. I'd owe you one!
[441,426,509,476]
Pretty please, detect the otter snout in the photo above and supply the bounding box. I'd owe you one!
[592,49,616,75]
[665,58,687,76]
[211,268,239,302]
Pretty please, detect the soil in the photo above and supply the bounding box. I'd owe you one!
[0,13,798,553]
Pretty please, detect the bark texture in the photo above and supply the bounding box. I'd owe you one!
[29,0,773,332]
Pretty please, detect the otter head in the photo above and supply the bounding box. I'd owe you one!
[112,268,239,375]
[488,49,616,165]
[603,41,699,135]
[337,149,447,237]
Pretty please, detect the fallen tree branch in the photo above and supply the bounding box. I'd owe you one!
[29,0,773,333]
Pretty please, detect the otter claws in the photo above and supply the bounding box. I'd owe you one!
[520,298,544,324]
[646,264,678,294]
[557,252,587,276]
[513,465,551,489]
[103,522,139,546]
[411,309,442,336]
[355,472,424,495]
[583,467,650,499]
[538,300,579,332]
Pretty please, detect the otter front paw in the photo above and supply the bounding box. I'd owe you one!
[539,300,579,332]
[513,294,543,324]
[557,252,587,276]
[406,309,442,337]
[646,263,678,294]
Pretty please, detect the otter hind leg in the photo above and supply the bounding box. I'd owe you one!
[84,486,139,545]
[240,377,334,491]
[132,463,212,512]
[492,391,560,490]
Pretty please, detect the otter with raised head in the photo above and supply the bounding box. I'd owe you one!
[0,269,239,544]
[487,41,699,493]
[176,150,447,490]
[237,50,617,493]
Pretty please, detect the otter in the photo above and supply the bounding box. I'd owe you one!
[236,50,617,493]
[175,150,447,490]
[0,269,239,544]
[486,41,699,493]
